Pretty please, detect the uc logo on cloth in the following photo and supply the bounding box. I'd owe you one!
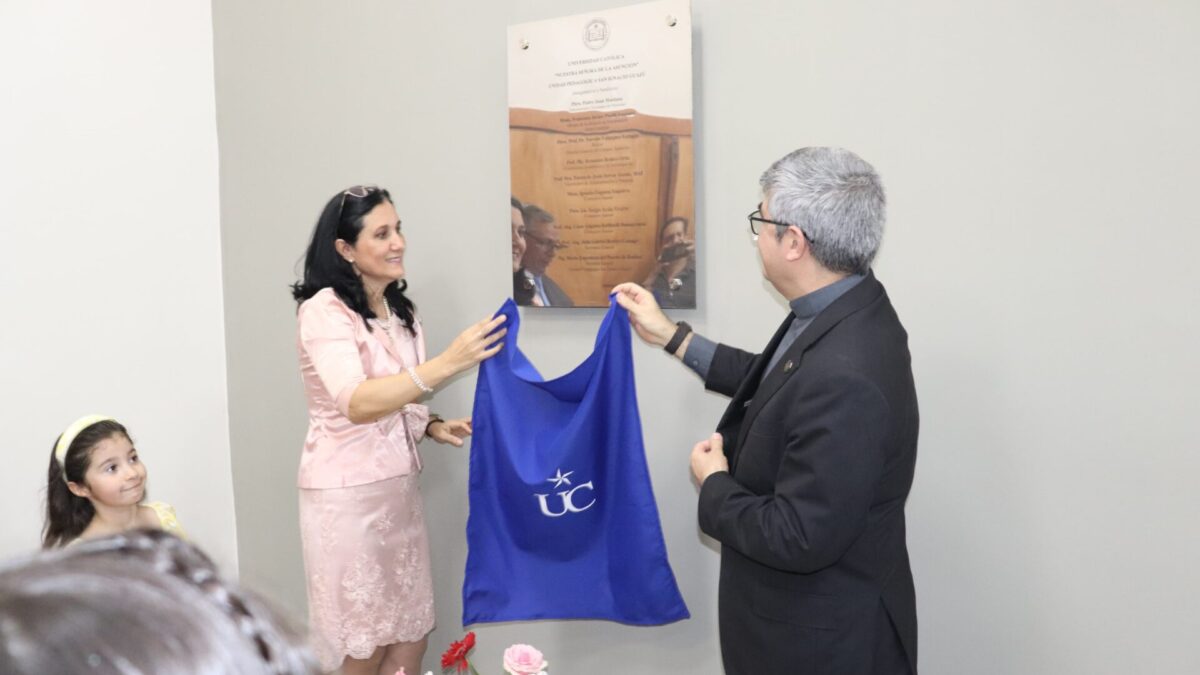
[535,468,596,518]
[463,297,689,626]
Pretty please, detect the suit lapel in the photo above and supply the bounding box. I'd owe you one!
[715,313,794,432]
[728,273,884,473]
[716,313,793,469]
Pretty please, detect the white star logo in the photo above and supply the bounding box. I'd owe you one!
[547,469,574,489]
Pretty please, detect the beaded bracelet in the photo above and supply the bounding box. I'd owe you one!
[406,366,433,394]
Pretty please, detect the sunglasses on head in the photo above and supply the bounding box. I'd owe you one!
[337,184,379,220]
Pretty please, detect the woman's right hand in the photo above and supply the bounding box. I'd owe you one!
[437,314,508,375]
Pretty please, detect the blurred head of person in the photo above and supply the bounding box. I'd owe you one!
[659,216,689,251]
[519,204,562,276]
[0,529,318,675]
[511,196,527,273]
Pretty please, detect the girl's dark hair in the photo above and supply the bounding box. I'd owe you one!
[290,186,415,333]
[0,530,319,674]
[43,419,131,549]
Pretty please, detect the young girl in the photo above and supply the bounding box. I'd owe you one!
[42,415,184,548]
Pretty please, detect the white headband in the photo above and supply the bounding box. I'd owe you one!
[54,415,116,479]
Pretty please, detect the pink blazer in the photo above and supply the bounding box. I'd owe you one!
[296,288,430,489]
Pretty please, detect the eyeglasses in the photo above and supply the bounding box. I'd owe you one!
[337,184,379,221]
[524,232,568,250]
[748,204,815,243]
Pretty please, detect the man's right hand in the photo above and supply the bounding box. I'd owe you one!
[611,282,675,347]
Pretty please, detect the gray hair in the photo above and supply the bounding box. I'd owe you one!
[521,203,555,227]
[760,147,886,274]
[0,530,318,675]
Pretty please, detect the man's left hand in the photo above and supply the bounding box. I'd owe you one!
[611,282,675,346]
[690,433,729,485]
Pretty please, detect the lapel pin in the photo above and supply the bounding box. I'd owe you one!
[783,360,796,373]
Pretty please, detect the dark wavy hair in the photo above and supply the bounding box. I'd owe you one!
[43,419,131,549]
[290,186,415,332]
[658,216,689,248]
[0,530,318,674]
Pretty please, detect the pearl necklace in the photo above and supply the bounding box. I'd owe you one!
[376,300,394,336]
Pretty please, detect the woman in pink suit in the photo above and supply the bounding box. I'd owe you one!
[291,185,505,675]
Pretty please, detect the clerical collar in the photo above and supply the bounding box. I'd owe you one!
[789,273,866,321]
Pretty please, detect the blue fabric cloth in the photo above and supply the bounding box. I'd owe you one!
[463,296,690,626]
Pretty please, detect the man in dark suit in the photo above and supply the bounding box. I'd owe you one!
[518,203,574,307]
[614,147,919,674]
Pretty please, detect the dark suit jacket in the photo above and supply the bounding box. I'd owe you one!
[698,272,919,675]
[514,271,575,307]
[540,274,574,307]
[651,263,696,309]
[513,268,535,306]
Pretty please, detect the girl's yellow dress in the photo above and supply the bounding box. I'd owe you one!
[145,501,186,538]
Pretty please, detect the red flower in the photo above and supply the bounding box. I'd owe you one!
[441,631,476,673]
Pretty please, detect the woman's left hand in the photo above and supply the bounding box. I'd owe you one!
[427,417,472,446]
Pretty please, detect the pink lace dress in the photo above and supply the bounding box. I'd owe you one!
[298,473,434,670]
[295,290,435,671]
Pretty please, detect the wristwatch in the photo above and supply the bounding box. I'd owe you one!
[663,321,692,355]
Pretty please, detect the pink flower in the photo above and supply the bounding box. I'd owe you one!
[503,644,548,675]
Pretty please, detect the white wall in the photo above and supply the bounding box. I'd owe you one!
[210,1,1199,673]
[0,1,238,571]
